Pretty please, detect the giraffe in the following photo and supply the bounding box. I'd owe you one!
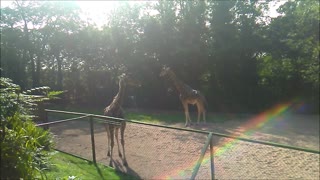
[160,66,207,127]
[103,73,140,167]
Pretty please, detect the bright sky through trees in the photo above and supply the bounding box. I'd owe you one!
[1,0,284,28]
[1,0,318,113]
[76,1,285,27]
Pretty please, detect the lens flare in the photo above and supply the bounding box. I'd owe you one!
[153,99,304,179]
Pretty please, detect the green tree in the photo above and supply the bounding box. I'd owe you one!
[1,1,318,112]
[0,77,55,179]
[206,0,267,111]
[258,0,319,111]
[1,5,27,88]
[1,1,83,90]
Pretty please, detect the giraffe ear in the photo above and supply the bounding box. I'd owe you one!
[162,65,168,70]
[119,73,126,79]
[119,65,128,75]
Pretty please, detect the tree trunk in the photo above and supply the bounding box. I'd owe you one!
[30,51,37,88]
[34,54,41,87]
[55,52,63,90]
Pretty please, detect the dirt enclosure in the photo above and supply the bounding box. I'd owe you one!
[49,112,320,179]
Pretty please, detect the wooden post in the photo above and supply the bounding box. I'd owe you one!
[191,132,213,179]
[44,110,48,130]
[210,135,215,180]
[89,116,96,164]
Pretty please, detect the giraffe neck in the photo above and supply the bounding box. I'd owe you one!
[112,80,126,108]
[167,71,188,95]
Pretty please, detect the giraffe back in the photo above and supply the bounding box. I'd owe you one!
[104,105,124,118]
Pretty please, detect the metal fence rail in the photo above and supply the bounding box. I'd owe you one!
[191,132,213,179]
[44,109,320,154]
[36,115,89,127]
[40,109,320,179]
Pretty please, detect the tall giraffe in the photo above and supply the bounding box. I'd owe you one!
[103,73,140,167]
[160,66,207,127]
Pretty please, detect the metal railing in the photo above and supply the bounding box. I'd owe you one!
[38,109,320,180]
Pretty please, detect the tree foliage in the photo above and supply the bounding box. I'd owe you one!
[258,0,319,110]
[1,0,318,113]
[0,77,56,179]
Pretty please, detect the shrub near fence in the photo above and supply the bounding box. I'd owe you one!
[39,109,320,179]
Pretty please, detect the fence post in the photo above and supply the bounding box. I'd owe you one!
[44,110,49,130]
[210,134,215,180]
[191,132,213,179]
[89,116,96,164]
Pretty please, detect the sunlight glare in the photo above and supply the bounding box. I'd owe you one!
[75,1,119,27]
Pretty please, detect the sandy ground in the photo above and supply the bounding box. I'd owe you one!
[49,112,319,179]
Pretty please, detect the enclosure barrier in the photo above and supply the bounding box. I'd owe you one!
[191,132,213,179]
[39,109,320,179]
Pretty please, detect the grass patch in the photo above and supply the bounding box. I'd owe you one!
[126,112,183,124]
[39,151,137,180]
[47,104,248,124]
[49,105,102,116]
[48,105,186,124]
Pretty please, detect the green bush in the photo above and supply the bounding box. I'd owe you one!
[0,77,55,179]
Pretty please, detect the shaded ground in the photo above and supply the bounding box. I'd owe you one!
[49,111,319,179]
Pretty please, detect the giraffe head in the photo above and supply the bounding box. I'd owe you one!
[119,73,141,87]
[159,66,171,77]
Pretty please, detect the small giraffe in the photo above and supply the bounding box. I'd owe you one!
[103,73,140,167]
[160,66,207,127]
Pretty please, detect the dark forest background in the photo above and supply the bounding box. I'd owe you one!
[1,0,319,113]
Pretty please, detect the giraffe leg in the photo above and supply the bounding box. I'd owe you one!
[115,128,122,157]
[187,107,192,125]
[201,101,206,124]
[203,104,207,124]
[203,110,206,124]
[196,103,201,124]
[120,123,128,166]
[183,102,190,127]
[109,127,115,167]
